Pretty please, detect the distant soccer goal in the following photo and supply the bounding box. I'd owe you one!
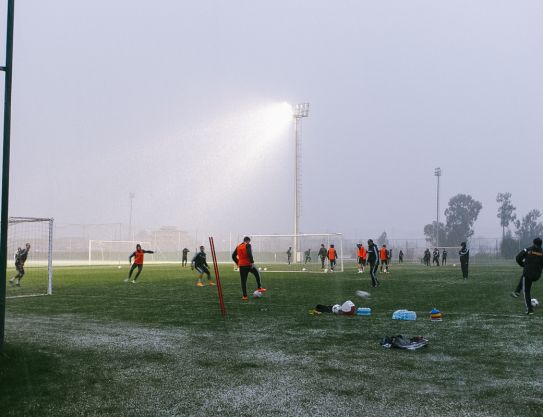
[88,240,153,266]
[6,217,53,298]
[245,233,344,273]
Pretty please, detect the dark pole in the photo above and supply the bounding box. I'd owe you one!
[0,0,15,351]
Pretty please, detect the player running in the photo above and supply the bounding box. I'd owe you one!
[327,244,338,271]
[367,239,380,287]
[125,244,155,283]
[191,246,215,287]
[356,243,367,273]
[181,248,190,267]
[232,236,266,301]
[511,237,543,315]
[9,243,31,287]
[318,244,327,270]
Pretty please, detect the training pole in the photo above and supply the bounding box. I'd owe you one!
[209,237,226,317]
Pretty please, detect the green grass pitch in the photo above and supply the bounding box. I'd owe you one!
[1,262,542,416]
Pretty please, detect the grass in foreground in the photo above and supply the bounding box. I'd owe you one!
[1,262,542,417]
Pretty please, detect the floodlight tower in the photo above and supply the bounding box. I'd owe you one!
[293,103,309,260]
[434,167,442,248]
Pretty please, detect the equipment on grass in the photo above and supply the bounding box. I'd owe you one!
[6,217,53,297]
[356,290,370,298]
[531,298,539,307]
[253,290,262,298]
[380,335,428,350]
[332,304,341,314]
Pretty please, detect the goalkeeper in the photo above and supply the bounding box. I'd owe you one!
[125,244,154,283]
[191,246,215,287]
[9,243,31,287]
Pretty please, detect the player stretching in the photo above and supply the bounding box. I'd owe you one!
[232,236,266,301]
[192,246,215,287]
[125,244,154,283]
[9,243,31,287]
[327,244,338,271]
[181,248,190,267]
[356,243,367,273]
[318,244,327,270]
[367,239,380,287]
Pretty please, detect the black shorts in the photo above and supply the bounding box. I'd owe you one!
[358,258,366,266]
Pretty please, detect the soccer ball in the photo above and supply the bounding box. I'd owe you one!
[263,267,268,271]
[117,265,122,269]
[253,290,262,298]
[302,268,307,271]
[258,267,262,271]
[531,298,540,307]
[332,304,341,314]
[355,290,370,298]
[323,268,328,273]
[453,264,456,267]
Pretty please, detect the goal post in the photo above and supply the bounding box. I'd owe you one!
[246,233,344,272]
[6,217,53,298]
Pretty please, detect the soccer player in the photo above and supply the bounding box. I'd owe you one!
[9,243,30,287]
[367,239,380,288]
[356,243,367,273]
[318,244,327,269]
[398,250,404,263]
[232,236,266,301]
[441,249,448,266]
[181,248,190,267]
[286,247,292,264]
[191,246,215,287]
[379,245,389,273]
[459,242,469,279]
[432,248,440,266]
[423,249,431,266]
[304,248,311,264]
[327,244,338,271]
[511,237,543,315]
[125,244,154,283]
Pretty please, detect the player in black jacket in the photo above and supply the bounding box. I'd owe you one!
[318,244,327,270]
[511,237,543,315]
[367,239,380,288]
[192,246,215,287]
[459,242,469,279]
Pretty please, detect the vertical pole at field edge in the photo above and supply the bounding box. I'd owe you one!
[209,237,226,317]
[0,0,15,351]
[47,219,54,295]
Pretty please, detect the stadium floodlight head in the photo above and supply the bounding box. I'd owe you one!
[294,103,309,119]
[435,167,442,177]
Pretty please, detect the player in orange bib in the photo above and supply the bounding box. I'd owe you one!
[356,243,367,273]
[379,244,389,273]
[327,244,338,271]
[232,236,266,301]
[125,244,155,283]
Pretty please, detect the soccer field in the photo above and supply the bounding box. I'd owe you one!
[1,263,542,417]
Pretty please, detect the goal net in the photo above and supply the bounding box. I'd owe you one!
[245,233,344,273]
[88,240,153,266]
[6,217,53,298]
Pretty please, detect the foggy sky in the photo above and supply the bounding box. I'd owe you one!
[3,0,543,240]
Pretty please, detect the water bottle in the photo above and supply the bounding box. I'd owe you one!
[356,307,371,316]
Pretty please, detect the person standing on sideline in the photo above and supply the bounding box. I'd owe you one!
[379,245,389,273]
[232,236,266,301]
[367,239,380,287]
[182,248,190,267]
[459,242,469,279]
[318,244,327,270]
[125,244,155,283]
[441,249,448,266]
[511,237,543,315]
[286,247,292,265]
[304,248,311,264]
[327,244,338,271]
[9,243,31,287]
[398,250,404,263]
[432,248,440,266]
[356,243,367,273]
[191,246,215,287]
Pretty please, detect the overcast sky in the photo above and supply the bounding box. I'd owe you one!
[2,0,543,239]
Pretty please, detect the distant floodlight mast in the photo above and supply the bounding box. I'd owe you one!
[434,167,442,248]
[293,103,309,259]
[0,0,15,351]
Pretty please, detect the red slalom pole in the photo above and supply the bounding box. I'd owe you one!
[209,236,226,317]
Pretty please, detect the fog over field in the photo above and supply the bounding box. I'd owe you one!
[3,0,543,239]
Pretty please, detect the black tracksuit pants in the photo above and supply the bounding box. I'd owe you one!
[460,259,469,279]
[369,261,380,287]
[239,265,262,297]
[515,275,538,311]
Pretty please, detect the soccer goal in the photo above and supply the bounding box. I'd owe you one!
[6,217,53,298]
[246,233,344,273]
[88,240,153,266]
